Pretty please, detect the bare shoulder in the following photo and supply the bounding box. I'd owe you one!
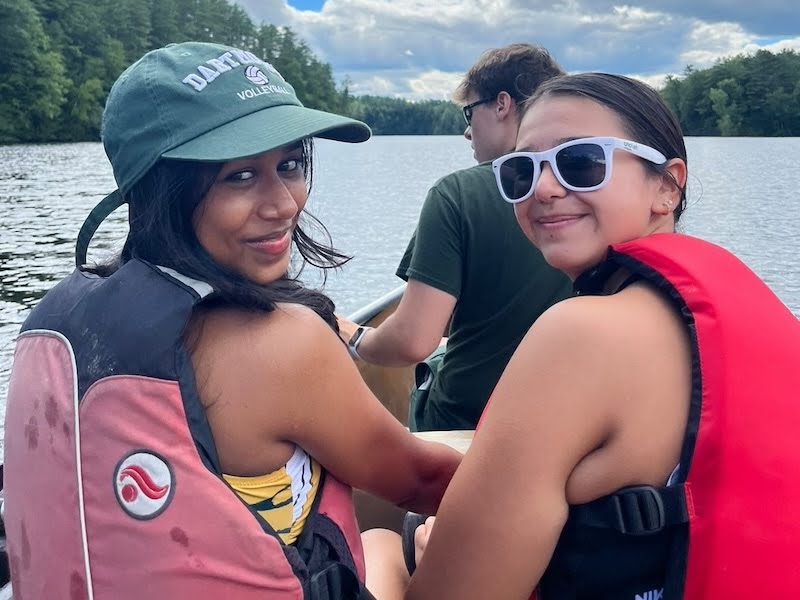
[480,281,690,492]
[515,294,621,363]
[525,283,685,356]
[505,284,689,423]
[192,302,343,378]
[252,301,341,359]
[268,302,337,335]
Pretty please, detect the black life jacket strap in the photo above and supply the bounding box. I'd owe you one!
[570,485,689,535]
[305,562,375,600]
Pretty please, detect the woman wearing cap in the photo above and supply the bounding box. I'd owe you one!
[2,42,460,599]
[400,73,800,599]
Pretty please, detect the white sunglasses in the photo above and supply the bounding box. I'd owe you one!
[492,136,667,203]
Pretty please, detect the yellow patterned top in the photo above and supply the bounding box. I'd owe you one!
[223,445,322,545]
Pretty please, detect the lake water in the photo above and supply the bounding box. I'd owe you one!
[1,136,799,452]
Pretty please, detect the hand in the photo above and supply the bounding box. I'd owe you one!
[336,314,359,346]
[414,515,436,568]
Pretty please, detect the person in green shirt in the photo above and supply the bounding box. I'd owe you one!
[338,43,572,431]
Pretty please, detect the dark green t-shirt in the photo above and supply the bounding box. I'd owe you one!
[397,163,572,430]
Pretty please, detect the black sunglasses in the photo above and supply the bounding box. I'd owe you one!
[462,98,493,126]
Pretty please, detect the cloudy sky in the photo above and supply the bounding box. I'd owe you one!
[233,0,800,100]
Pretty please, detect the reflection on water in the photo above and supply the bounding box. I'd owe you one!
[678,138,800,312]
[1,136,799,451]
[0,143,130,450]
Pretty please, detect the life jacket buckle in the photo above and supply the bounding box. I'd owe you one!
[610,485,666,535]
[307,562,365,600]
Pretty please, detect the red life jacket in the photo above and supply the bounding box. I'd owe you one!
[4,260,367,599]
[528,233,800,599]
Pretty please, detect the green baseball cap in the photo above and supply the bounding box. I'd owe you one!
[76,41,371,267]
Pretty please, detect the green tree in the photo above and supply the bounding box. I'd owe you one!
[708,78,742,136]
[763,82,800,135]
[349,96,462,135]
[102,0,152,64]
[659,49,800,136]
[148,0,182,48]
[0,0,68,143]
[248,25,344,113]
[213,1,256,48]
[30,0,120,139]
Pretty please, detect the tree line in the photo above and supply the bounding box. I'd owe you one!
[0,0,463,144]
[661,49,800,136]
[1,0,798,144]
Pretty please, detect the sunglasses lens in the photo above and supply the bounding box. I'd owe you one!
[499,156,535,202]
[556,143,607,189]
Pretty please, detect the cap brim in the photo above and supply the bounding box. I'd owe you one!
[162,104,371,162]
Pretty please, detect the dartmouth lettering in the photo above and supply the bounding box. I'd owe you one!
[182,49,272,92]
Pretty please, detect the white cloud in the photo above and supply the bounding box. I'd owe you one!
[759,37,800,53]
[345,68,464,100]
[407,70,465,100]
[350,74,401,96]
[676,22,800,76]
[232,0,800,98]
[626,72,671,90]
[680,21,754,68]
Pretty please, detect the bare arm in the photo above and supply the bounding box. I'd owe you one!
[244,304,462,514]
[338,279,455,367]
[406,289,690,599]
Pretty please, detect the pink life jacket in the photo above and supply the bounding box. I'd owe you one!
[3,259,367,599]
[532,233,800,599]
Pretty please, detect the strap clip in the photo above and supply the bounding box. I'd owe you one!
[610,485,666,535]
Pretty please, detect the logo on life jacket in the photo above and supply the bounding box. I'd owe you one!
[114,450,175,520]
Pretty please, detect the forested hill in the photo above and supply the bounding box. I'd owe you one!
[1,0,798,144]
[0,0,464,143]
[662,49,800,136]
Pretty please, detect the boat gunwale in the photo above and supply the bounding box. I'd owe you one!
[346,284,406,325]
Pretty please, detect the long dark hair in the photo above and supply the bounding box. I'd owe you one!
[88,139,347,329]
[527,73,688,221]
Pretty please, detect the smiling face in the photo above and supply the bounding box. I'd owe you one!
[192,143,308,285]
[512,95,678,280]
